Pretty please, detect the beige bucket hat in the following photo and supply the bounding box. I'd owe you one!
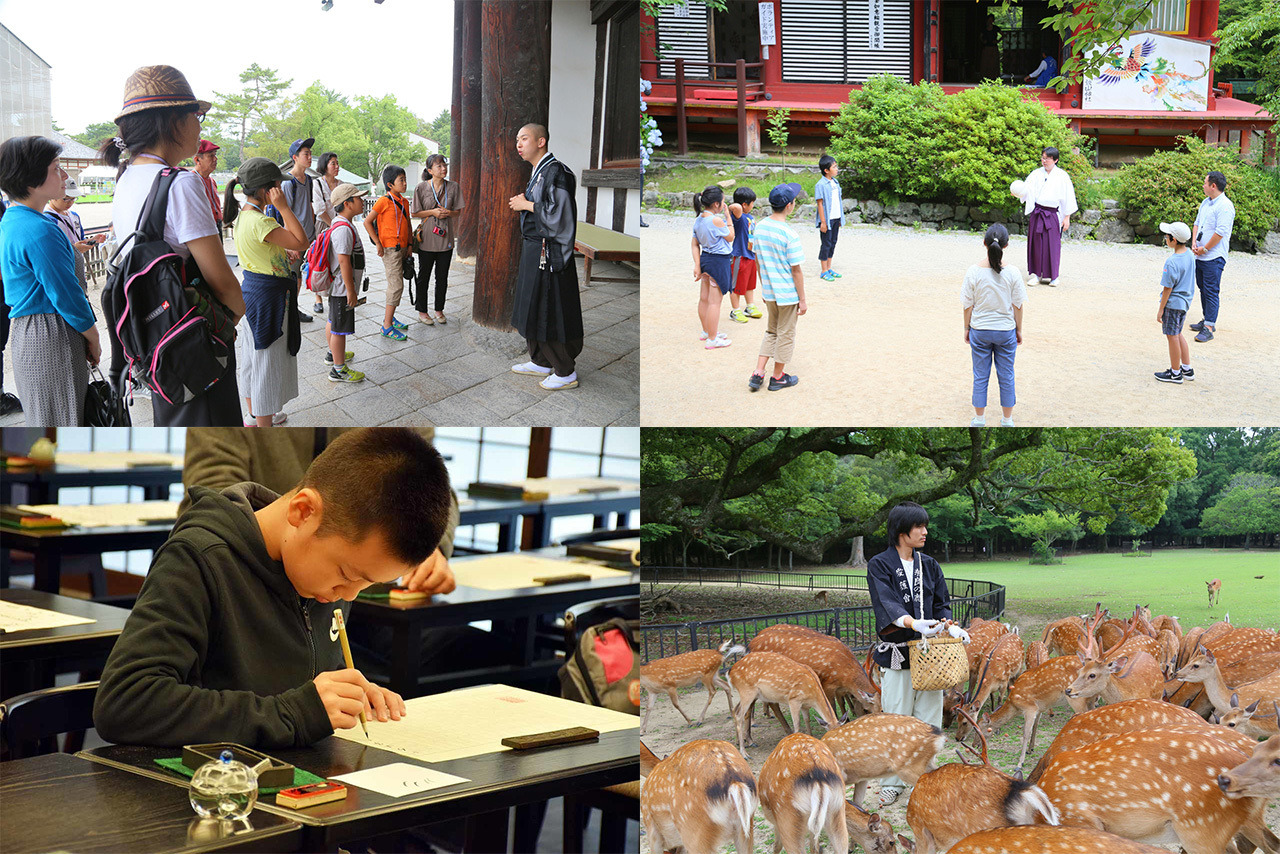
[115,65,212,122]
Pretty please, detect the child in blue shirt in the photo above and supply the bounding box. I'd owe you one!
[815,155,843,281]
[727,187,762,324]
[691,185,735,350]
[1154,221,1196,384]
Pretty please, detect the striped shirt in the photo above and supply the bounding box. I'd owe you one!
[753,217,804,305]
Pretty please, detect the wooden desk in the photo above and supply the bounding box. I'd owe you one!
[0,589,130,666]
[0,518,173,594]
[352,549,639,697]
[0,752,302,854]
[1,459,183,505]
[81,728,636,852]
[574,221,639,289]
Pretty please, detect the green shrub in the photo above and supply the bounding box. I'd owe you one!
[1029,541,1061,565]
[827,77,1090,211]
[1115,136,1280,244]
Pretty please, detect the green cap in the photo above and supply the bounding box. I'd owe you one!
[236,157,290,190]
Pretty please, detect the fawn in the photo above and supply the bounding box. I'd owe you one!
[641,739,757,854]
[958,654,1085,769]
[819,712,945,808]
[936,826,1168,853]
[1207,577,1222,606]
[758,733,848,854]
[728,651,841,757]
[750,624,880,719]
[1175,645,1280,722]
[1218,732,1280,801]
[639,638,745,734]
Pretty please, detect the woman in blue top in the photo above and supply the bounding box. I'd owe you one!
[691,186,735,350]
[0,136,102,426]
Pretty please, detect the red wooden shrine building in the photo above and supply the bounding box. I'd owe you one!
[641,0,1275,164]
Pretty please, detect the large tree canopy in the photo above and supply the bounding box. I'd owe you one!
[642,428,1196,563]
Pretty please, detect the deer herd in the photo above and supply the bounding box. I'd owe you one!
[640,605,1280,854]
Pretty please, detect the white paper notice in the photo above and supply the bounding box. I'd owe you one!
[0,600,95,632]
[330,763,469,798]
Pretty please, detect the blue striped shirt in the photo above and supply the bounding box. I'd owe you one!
[753,217,805,305]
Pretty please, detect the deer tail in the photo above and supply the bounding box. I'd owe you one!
[1005,779,1060,826]
[727,782,756,839]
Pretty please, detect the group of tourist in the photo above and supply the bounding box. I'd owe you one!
[0,64,586,426]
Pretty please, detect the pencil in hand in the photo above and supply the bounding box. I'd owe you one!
[332,608,369,739]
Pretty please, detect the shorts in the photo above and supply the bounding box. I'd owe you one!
[1162,307,1186,336]
[328,295,355,336]
[818,219,841,261]
[731,256,757,296]
[700,251,733,295]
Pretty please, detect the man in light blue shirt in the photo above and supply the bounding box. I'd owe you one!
[1189,171,1234,342]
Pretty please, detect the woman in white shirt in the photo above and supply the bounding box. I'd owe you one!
[962,224,1026,427]
[1014,146,1077,286]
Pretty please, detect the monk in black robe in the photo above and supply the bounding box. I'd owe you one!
[508,123,583,390]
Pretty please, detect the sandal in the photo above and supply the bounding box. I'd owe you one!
[418,313,435,325]
[878,786,902,807]
[434,312,447,324]
[380,326,408,341]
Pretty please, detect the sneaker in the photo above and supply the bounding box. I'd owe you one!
[705,335,732,349]
[1181,366,1195,381]
[698,331,709,341]
[1189,321,1205,332]
[130,382,151,400]
[390,317,409,331]
[828,271,842,279]
[272,412,288,426]
[1194,327,1214,342]
[512,361,553,376]
[971,416,986,427]
[748,373,764,392]
[298,312,314,322]
[312,302,324,315]
[1000,417,1015,427]
[323,351,356,366]
[328,364,366,383]
[819,270,835,281]
[1154,368,1183,384]
[1048,278,1059,287]
[767,373,799,390]
[728,308,749,323]
[878,786,903,808]
[1,392,23,416]
[540,371,579,390]
[744,304,763,319]
[380,326,408,341]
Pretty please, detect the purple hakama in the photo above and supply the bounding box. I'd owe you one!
[1027,203,1061,281]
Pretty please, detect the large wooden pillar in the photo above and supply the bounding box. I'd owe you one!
[473,0,552,330]
[454,0,482,259]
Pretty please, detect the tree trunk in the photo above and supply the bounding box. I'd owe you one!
[474,0,551,329]
[843,536,866,568]
[454,0,482,258]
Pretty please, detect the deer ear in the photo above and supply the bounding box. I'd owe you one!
[1231,692,1239,708]
[898,834,916,853]
[867,814,881,831]
[1245,699,1260,714]
[1210,713,1220,724]
[1108,656,1129,672]
[1013,766,1025,780]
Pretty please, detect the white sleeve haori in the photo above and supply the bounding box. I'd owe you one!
[1023,166,1078,222]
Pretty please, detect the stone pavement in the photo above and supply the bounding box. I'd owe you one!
[1,232,638,428]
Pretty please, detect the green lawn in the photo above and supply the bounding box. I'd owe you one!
[647,164,823,207]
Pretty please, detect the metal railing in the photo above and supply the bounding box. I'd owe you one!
[640,570,1005,663]
[641,58,767,157]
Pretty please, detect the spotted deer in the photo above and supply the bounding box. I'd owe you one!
[1164,651,1280,719]
[1219,733,1280,801]
[640,740,660,776]
[904,710,1059,854]
[758,733,848,854]
[640,739,757,854]
[1064,611,1163,707]
[1216,695,1280,739]
[1023,639,1048,671]
[936,826,1169,853]
[1041,615,1087,658]
[1026,698,1209,784]
[1156,628,1181,677]
[963,630,1025,714]
[1175,646,1280,721]
[639,638,745,734]
[1036,724,1278,854]
[728,651,841,757]
[819,712,945,808]
[1207,577,1222,606]
[1151,613,1183,641]
[958,654,1085,769]
[843,801,904,854]
[750,624,881,719]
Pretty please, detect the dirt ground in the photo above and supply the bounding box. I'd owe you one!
[639,588,1280,853]
[639,211,1280,426]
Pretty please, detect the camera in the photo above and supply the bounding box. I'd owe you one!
[432,225,445,237]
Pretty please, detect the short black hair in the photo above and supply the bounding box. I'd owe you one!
[733,186,756,205]
[819,154,837,174]
[887,502,930,548]
[317,152,339,175]
[1206,171,1227,192]
[382,164,406,190]
[303,428,452,566]
[1042,147,1060,162]
[0,136,62,200]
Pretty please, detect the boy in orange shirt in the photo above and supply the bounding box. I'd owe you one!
[363,165,413,341]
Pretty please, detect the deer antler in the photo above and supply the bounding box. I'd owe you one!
[953,706,990,766]
[1079,603,1104,659]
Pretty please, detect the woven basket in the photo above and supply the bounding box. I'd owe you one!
[908,636,968,691]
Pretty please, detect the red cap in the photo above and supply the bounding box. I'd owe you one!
[196,139,220,155]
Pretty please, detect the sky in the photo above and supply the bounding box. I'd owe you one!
[1,0,455,135]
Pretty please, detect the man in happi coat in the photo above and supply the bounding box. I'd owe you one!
[508,123,583,391]
[1017,146,1077,287]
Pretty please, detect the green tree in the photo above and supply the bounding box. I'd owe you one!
[72,121,118,149]
[419,108,451,156]
[1214,0,1280,118]
[352,94,427,191]
[212,64,293,165]
[766,108,791,165]
[253,82,366,176]
[1200,472,1280,548]
[1008,509,1082,564]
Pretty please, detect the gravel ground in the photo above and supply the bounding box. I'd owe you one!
[639,210,1280,426]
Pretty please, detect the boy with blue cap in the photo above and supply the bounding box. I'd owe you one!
[747,183,806,392]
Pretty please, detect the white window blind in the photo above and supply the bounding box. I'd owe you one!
[781,0,912,84]
[1145,0,1190,34]
[655,1,711,78]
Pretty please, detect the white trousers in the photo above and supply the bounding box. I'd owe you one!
[879,667,943,789]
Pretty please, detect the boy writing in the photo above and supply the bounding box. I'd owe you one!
[726,187,762,324]
[1154,221,1196,384]
[325,183,368,383]
[747,183,806,392]
[815,154,843,281]
[94,428,454,748]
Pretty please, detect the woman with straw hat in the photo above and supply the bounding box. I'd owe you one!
[99,65,246,426]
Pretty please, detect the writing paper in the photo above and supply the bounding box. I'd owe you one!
[451,553,634,590]
[329,763,469,798]
[0,600,95,632]
[19,501,180,528]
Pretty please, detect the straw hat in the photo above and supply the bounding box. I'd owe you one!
[115,65,211,122]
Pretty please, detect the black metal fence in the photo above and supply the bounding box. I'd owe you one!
[639,570,1005,663]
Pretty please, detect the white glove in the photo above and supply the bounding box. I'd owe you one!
[948,624,971,643]
[913,619,942,638]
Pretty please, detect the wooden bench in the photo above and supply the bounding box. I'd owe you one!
[574,221,639,288]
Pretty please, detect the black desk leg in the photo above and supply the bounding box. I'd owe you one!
[464,808,509,853]
[498,519,518,553]
[593,513,608,531]
[562,793,587,854]
[33,549,63,593]
[387,623,424,699]
[143,485,168,501]
[533,514,551,548]
[514,801,547,852]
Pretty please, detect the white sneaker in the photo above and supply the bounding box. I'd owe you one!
[1048,278,1059,287]
[971,416,986,427]
[512,361,553,376]
[1001,417,1016,427]
[705,335,732,349]
[540,372,579,390]
[698,331,709,341]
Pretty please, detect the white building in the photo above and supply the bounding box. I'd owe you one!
[1,22,53,141]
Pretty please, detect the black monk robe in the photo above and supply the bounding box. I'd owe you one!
[511,154,584,344]
[866,546,953,669]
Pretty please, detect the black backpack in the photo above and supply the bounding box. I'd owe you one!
[104,168,234,406]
